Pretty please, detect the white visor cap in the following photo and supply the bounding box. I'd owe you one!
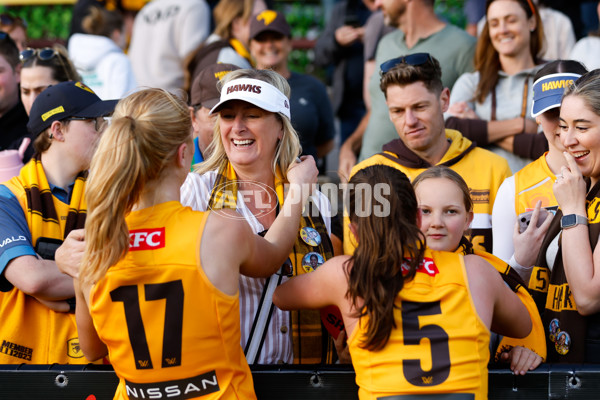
[210,78,291,120]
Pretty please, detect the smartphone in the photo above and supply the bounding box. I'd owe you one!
[518,208,553,233]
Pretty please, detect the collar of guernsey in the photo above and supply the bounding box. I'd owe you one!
[210,78,291,120]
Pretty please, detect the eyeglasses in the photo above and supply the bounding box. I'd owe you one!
[67,116,111,133]
[380,53,435,74]
[20,47,59,63]
[0,14,27,29]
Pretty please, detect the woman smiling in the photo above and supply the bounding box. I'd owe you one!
[447,0,546,172]
[181,69,335,365]
[534,70,600,363]
[248,10,334,161]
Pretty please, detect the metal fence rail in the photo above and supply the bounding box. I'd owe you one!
[0,364,598,399]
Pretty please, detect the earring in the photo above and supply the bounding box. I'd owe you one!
[49,133,54,139]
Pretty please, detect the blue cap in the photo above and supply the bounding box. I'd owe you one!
[27,81,118,136]
[531,73,581,117]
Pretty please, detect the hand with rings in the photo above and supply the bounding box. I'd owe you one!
[553,152,587,215]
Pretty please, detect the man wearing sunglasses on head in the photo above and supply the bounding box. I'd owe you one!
[0,81,116,364]
[0,31,31,161]
[343,53,510,256]
[337,0,476,182]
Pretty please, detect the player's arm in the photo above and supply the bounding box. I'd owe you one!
[464,254,531,339]
[75,279,107,361]
[273,255,349,311]
[201,157,318,294]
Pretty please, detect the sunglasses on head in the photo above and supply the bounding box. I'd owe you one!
[20,47,58,63]
[0,14,27,29]
[380,53,434,74]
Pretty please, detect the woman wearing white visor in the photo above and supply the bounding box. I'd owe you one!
[181,69,337,365]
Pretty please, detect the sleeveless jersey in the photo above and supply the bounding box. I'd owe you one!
[90,201,256,400]
[348,250,489,400]
[0,172,87,364]
[514,153,558,216]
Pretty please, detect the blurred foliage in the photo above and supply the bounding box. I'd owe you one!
[435,0,467,28]
[0,5,72,41]
[275,2,323,76]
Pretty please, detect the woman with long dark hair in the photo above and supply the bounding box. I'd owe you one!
[447,0,546,172]
[273,165,530,399]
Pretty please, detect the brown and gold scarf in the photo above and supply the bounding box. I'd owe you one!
[3,153,87,258]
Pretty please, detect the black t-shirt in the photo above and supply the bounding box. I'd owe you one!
[0,101,34,163]
[287,72,335,159]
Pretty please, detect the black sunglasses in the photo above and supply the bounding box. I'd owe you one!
[380,53,435,74]
[20,47,58,63]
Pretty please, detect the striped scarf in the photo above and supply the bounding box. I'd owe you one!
[208,161,335,364]
[4,154,87,255]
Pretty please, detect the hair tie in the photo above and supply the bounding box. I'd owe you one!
[124,115,136,130]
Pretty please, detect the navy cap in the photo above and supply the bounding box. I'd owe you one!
[531,73,581,117]
[27,81,118,136]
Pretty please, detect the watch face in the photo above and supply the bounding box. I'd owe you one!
[561,214,576,228]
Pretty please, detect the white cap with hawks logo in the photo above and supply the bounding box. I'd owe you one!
[210,78,291,120]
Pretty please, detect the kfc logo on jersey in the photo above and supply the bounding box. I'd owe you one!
[401,257,439,277]
[129,228,165,251]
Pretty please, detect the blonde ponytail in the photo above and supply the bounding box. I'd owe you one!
[81,89,191,284]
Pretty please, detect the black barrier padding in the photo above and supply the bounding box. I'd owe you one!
[1,365,600,399]
[252,365,359,399]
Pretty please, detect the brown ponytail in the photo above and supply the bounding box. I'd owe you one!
[346,165,425,351]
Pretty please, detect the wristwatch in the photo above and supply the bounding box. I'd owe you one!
[560,214,588,229]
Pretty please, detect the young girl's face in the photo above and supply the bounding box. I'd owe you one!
[415,177,473,251]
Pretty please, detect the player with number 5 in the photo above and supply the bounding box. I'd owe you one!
[273,165,530,399]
